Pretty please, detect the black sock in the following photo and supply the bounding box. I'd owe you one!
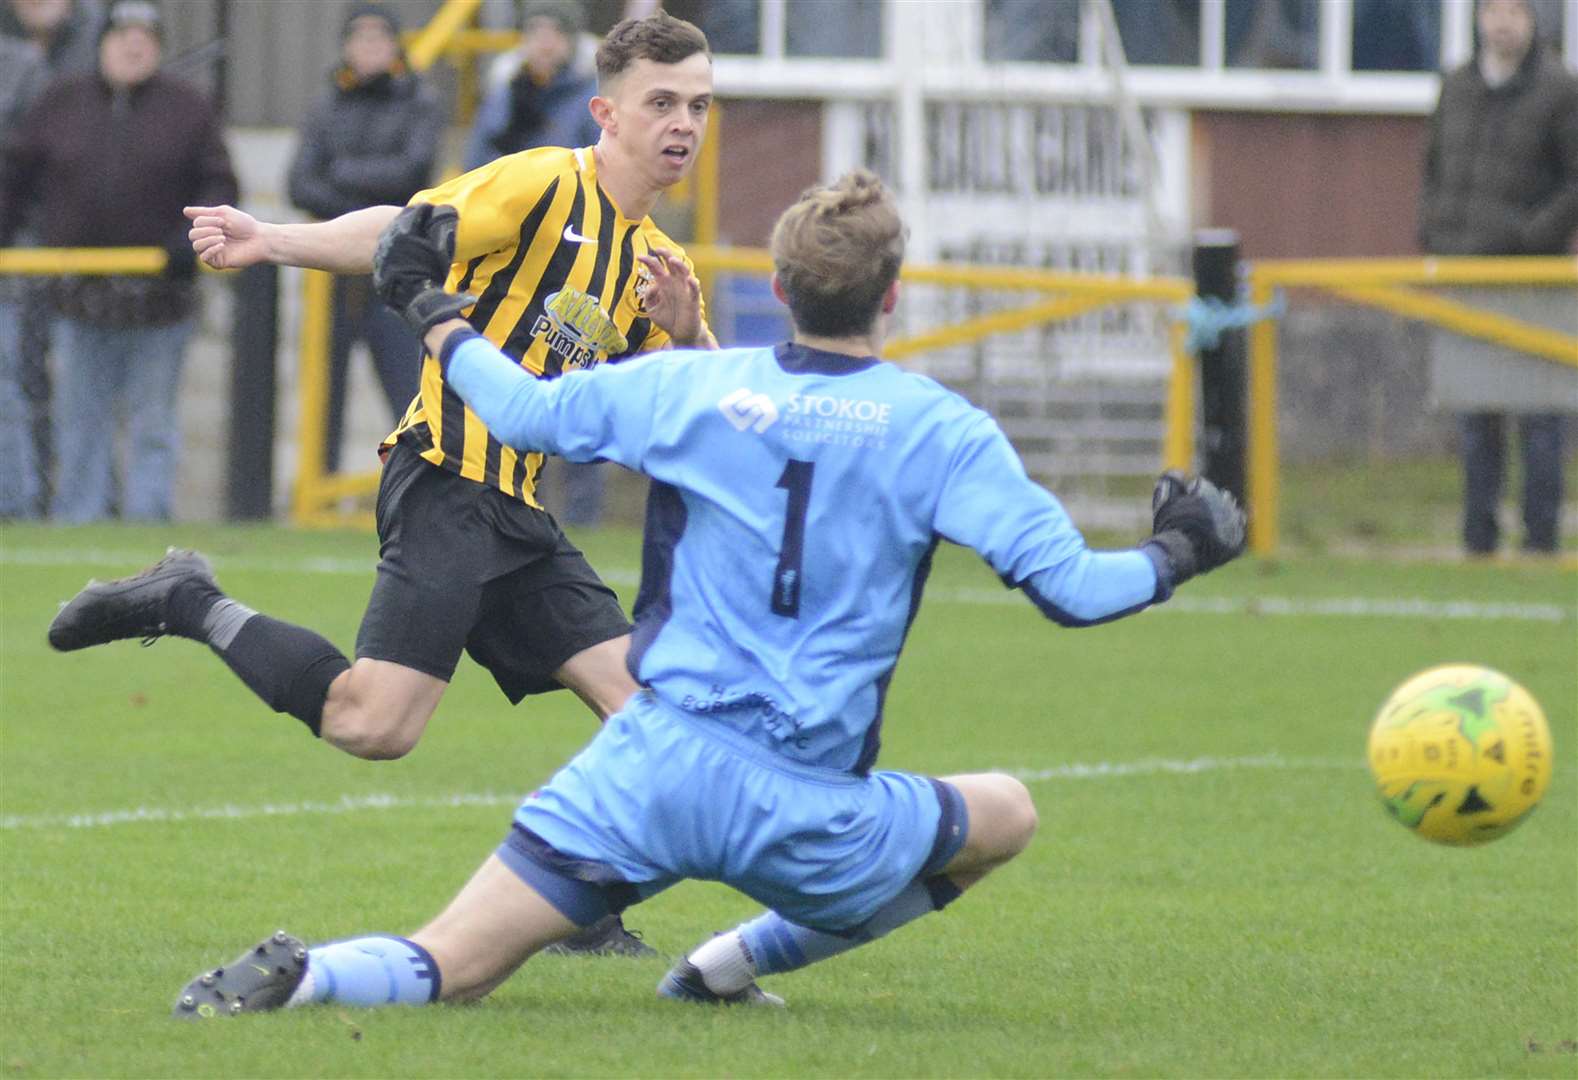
[211,614,350,737]
[165,577,226,640]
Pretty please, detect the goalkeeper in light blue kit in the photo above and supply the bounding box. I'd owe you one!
[174,171,1245,1016]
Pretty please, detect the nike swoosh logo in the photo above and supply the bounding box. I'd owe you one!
[563,224,593,244]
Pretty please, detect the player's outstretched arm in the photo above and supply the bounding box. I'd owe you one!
[1000,471,1244,626]
[184,204,401,274]
[427,321,537,435]
[935,419,1246,625]
[430,322,655,470]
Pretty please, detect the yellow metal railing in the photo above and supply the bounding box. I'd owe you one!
[0,247,382,528]
[12,241,1572,558]
[0,247,166,275]
[0,246,1200,527]
[292,269,346,523]
[1245,256,1578,555]
[403,0,483,72]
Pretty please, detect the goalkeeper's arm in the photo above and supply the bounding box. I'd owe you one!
[426,320,541,448]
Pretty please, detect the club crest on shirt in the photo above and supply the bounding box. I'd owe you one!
[633,263,653,315]
[531,287,628,369]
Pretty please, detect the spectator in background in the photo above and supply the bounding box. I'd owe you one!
[1,0,102,71]
[0,0,105,517]
[0,0,238,522]
[0,30,46,518]
[466,0,607,527]
[464,1,600,171]
[1419,0,1578,556]
[288,3,441,473]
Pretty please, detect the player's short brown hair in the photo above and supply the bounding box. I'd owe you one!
[770,170,906,339]
[596,11,710,89]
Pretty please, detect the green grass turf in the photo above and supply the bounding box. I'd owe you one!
[1279,454,1578,555]
[1,522,1574,1078]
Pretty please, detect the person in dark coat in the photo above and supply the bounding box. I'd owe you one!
[0,0,238,522]
[1419,0,1578,555]
[287,2,442,473]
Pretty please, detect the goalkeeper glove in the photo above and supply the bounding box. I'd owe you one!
[372,203,476,339]
[1143,469,1246,587]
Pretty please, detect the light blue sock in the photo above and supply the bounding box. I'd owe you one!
[737,875,963,977]
[297,935,441,1007]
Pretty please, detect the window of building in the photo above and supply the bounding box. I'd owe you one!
[1225,0,1320,69]
[1112,0,1202,65]
[1351,0,1441,72]
[983,0,1079,63]
[697,0,763,55]
[786,0,884,58]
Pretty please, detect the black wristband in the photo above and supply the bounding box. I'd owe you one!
[399,285,475,341]
[1138,540,1178,603]
[437,326,483,379]
[1142,530,1198,590]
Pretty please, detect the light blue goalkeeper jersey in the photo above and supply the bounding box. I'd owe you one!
[446,336,1169,774]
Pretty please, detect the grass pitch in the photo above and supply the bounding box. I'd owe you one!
[1,521,1574,1078]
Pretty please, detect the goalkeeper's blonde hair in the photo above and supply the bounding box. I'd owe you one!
[770,170,906,338]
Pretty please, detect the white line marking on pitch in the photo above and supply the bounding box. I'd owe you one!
[0,754,1357,831]
[4,547,1570,622]
[0,791,526,832]
[999,753,1359,783]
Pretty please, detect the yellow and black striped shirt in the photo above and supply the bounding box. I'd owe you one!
[383,145,706,505]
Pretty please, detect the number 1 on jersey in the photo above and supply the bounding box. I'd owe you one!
[772,459,814,617]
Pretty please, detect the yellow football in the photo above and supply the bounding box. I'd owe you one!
[1367,664,1553,845]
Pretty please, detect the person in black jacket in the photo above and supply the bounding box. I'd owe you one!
[287,3,442,473]
[1419,0,1578,556]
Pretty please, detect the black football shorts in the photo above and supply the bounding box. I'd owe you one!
[356,441,633,701]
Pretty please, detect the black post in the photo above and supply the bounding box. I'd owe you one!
[226,264,277,520]
[1192,229,1247,501]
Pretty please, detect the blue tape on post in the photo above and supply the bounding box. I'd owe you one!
[1179,291,1287,355]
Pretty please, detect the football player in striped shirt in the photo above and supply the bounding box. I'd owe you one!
[48,11,716,956]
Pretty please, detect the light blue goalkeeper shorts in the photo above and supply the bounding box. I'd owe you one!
[497,691,967,932]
